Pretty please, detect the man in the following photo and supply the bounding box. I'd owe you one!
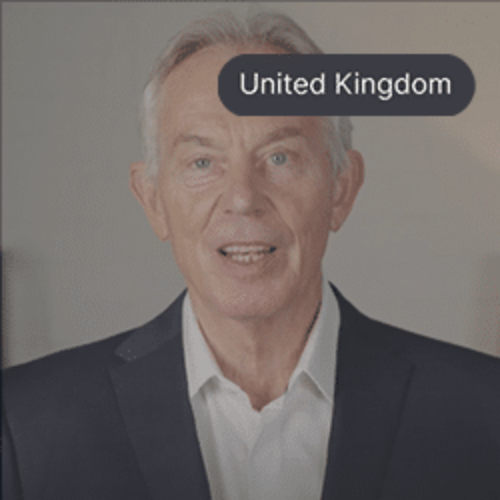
[3,11,500,500]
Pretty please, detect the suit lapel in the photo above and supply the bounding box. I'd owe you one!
[322,287,415,500]
[109,293,212,500]
[108,285,414,500]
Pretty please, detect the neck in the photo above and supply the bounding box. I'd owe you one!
[189,280,323,411]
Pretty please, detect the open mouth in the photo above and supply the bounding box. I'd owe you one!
[218,244,277,264]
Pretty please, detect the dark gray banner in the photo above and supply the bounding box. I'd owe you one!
[219,54,475,116]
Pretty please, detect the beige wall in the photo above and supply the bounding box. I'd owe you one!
[3,2,499,367]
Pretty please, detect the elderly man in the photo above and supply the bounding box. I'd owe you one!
[3,11,500,500]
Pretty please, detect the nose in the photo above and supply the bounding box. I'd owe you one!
[221,159,268,217]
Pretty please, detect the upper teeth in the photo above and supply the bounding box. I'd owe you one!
[221,245,272,254]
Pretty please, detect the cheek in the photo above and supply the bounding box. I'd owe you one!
[167,206,198,249]
[287,187,333,253]
[267,166,300,188]
[162,186,215,251]
[295,180,333,224]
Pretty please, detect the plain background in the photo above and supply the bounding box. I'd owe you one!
[2,2,499,367]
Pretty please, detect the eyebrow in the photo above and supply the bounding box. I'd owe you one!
[172,126,305,153]
[172,134,220,150]
[257,126,305,150]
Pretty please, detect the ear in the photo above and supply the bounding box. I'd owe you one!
[330,150,365,232]
[129,161,170,241]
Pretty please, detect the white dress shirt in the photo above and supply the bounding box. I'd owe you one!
[183,278,340,500]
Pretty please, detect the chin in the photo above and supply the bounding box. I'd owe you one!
[203,276,297,321]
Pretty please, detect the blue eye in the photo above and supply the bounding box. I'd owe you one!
[194,158,212,169]
[270,152,288,166]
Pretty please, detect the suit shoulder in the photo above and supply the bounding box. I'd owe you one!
[3,291,186,407]
[2,330,141,442]
[2,293,185,417]
[3,328,133,401]
[333,285,500,387]
[364,315,500,385]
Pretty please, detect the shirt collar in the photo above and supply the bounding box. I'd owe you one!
[182,278,340,403]
[183,292,221,399]
[287,277,339,403]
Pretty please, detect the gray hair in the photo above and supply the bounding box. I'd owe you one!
[141,10,353,178]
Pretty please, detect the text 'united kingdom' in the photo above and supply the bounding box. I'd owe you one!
[219,54,475,116]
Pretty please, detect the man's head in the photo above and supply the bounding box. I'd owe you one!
[141,11,354,179]
[130,11,364,322]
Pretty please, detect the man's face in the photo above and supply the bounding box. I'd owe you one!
[138,46,347,321]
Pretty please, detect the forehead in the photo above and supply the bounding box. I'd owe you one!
[157,46,324,150]
[160,43,281,109]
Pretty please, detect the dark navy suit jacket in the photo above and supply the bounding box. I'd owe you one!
[3,285,500,500]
